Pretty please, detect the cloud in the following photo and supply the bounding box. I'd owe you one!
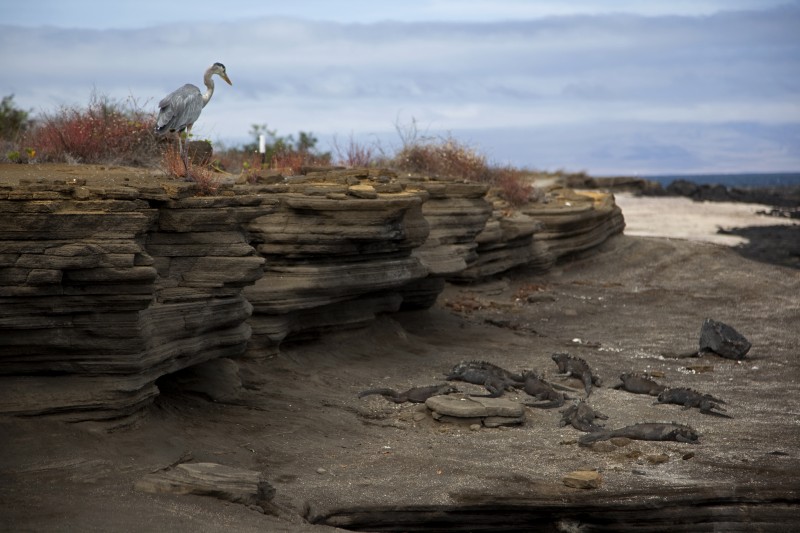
[1,4,799,173]
[6,0,797,28]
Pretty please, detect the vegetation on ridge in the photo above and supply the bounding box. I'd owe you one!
[1,93,557,206]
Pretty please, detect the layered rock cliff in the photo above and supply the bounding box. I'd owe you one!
[242,169,431,355]
[0,178,266,422]
[0,166,624,422]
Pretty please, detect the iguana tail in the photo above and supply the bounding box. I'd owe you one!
[358,388,399,400]
[524,398,563,409]
[578,431,612,447]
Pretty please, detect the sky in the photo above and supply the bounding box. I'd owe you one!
[1,0,799,176]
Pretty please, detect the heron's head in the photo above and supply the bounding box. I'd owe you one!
[211,62,232,86]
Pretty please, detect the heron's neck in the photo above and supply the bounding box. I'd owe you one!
[202,69,215,107]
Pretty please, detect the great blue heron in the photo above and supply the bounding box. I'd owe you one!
[155,62,232,175]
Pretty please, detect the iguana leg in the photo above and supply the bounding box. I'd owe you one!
[469,378,504,398]
[582,375,593,396]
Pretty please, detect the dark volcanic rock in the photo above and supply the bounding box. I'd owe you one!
[698,318,752,359]
[719,224,800,269]
[664,179,800,207]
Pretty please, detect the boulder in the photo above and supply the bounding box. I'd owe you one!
[699,318,751,359]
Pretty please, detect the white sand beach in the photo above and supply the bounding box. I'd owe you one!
[613,192,799,246]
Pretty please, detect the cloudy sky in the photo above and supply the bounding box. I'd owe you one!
[2,0,798,175]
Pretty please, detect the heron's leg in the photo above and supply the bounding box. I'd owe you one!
[183,126,193,179]
[175,132,187,176]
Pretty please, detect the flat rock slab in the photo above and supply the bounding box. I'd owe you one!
[425,394,524,418]
[134,462,275,506]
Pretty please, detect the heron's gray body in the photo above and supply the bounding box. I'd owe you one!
[156,83,205,135]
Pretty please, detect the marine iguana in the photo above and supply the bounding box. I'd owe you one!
[521,371,570,408]
[578,422,700,447]
[612,372,667,396]
[655,387,730,417]
[358,384,458,404]
[551,353,602,397]
[559,400,608,432]
[445,360,524,398]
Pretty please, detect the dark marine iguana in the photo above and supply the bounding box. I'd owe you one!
[521,371,571,408]
[655,387,730,417]
[612,372,667,396]
[559,400,608,432]
[551,353,602,397]
[445,360,525,398]
[578,422,700,447]
[358,384,458,404]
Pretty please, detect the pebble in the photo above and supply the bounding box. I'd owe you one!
[611,437,632,447]
[686,364,714,373]
[316,468,327,475]
[646,453,670,464]
[562,470,602,489]
[589,441,616,453]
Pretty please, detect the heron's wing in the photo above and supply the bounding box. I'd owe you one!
[156,84,203,133]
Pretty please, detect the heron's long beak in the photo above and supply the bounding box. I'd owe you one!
[222,73,232,86]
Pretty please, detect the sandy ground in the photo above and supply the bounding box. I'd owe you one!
[1,183,799,531]
[614,192,799,246]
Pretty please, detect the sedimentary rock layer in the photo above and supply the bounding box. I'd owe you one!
[524,188,626,260]
[0,178,265,422]
[243,170,432,353]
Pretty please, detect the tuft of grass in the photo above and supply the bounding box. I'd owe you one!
[332,133,377,168]
[190,166,221,196]
[269,146,330,174]
[488,166,536,207]
[24,92,159,166]
[161,143,220,195]
[389,123,535,207]
[393,135,491,183]
[161,143,187,178]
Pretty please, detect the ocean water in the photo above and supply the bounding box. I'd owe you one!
[645,172,800,189]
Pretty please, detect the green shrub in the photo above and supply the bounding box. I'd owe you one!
[0,95,31,141]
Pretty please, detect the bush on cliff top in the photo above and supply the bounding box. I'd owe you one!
[22,93,161,166]
[391,127,535,207]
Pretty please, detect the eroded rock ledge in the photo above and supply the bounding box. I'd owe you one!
[0,166,624,421]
